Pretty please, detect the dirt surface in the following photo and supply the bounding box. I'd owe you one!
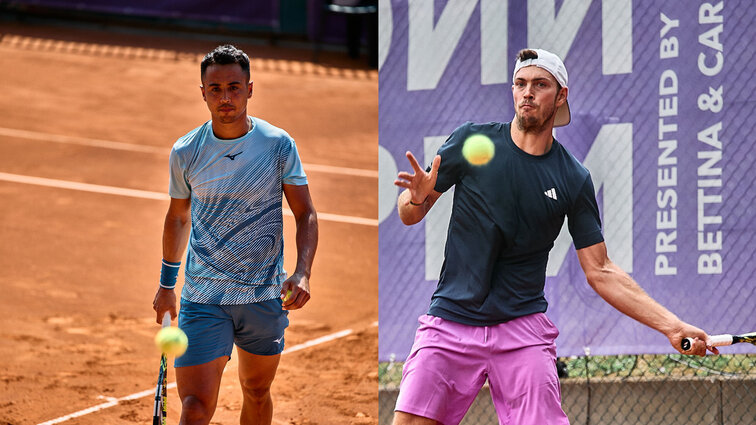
[0,21,377,425]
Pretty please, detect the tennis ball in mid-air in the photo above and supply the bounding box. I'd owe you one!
[462,134,495,166]
[155,326,188,357]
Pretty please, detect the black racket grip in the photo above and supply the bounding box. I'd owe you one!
[681,337,693,351]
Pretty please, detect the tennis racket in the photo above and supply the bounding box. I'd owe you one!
[681,332,756,351]
[153,312,171,425]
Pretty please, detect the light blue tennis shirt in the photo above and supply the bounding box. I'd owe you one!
[168,116,307,305]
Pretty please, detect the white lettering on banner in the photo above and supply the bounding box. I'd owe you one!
[655,11,680,276]
[659,13,679,38]
[406,0,634,91]
[424,136,453,280]
[378,145,399,224]
[527,0,591,62]
[407,0,509,88]
[407,0,478,91]
[546,124,634,276]
[601,0,633,75]
[654,12,680,276]
[697,123,723,274]
[377,0,392,69]
[528,0,632,75]
[697,1,724,76]
[480,0,508,85]
[696,1,724,275]
[659,13,679,58]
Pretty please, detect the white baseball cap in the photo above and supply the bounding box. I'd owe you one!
[512,48,570,127]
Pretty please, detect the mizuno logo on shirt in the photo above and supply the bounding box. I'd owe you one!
[225,151,243,160]
[544,188,557,200]
[273,336,284,344]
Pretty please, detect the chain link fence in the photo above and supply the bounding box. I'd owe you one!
[380,354,756,424]
[379,0,755,424]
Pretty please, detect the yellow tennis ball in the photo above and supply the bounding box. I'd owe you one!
[283,289,293,302]
[155,326,188,357]
[462,134,495,166]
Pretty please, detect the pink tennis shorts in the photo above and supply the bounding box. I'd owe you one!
[394,313,569,425]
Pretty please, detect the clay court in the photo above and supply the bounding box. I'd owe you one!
[0,20,377,425]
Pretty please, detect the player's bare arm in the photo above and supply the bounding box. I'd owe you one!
[576,241,718,357]
[394,151,442,225]
[282,184,318,310]
[152,197,191,323]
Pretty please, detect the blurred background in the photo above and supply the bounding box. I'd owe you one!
[0,0,378,67]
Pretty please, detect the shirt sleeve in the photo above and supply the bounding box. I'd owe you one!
[567,174,604,249]
[282,136,308,186]
[168,147,191,199]
[433,122,472,193]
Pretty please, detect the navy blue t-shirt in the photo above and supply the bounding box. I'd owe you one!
[428,121,604,326]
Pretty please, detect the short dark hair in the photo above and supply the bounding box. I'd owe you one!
[515,49,562,92]
[516,48,539,62]
[200,45,250,81]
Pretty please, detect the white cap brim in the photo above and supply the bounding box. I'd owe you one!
[555,100,570,127]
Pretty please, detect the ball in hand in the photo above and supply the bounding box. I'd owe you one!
[155,326,188,357]
[462,134,495,166]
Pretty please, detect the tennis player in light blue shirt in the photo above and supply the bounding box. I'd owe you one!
[168,116,308,305]
[153,45,318,425]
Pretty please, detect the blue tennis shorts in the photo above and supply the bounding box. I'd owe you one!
[175,297,289,368]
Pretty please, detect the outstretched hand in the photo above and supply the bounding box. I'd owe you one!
[394,151,441,204]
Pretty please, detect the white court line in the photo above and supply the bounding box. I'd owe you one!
[0,127,164,154]
[38,322,378,425]
[37,386,177,425]
[0,172,378,227]
[282,329,353,355]
[37,326,368,425]
[0,172,168,200]
[0,127,378,178]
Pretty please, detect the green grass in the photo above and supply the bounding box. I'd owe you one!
[562,354,756,379]
[379,360,404,389]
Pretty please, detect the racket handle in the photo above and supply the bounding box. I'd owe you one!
[162,312,171,328]
[709,334,734,346]
[681,334,733,351]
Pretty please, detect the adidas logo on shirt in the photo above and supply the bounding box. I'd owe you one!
[544,188,557,200]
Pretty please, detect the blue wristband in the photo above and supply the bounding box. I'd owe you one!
[159,259,181,289]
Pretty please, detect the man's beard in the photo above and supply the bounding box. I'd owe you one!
[515,101,557,133]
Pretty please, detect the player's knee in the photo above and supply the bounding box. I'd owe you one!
[239,378,272,402]
[181,395,215,424]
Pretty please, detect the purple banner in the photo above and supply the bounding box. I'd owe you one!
[379,0,755,360]
[12,0,280,28]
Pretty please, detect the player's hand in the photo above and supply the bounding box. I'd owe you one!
[669,322,719,356]
[152,287,177,324]
[281,272,310,310]
[394,151,441,205]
